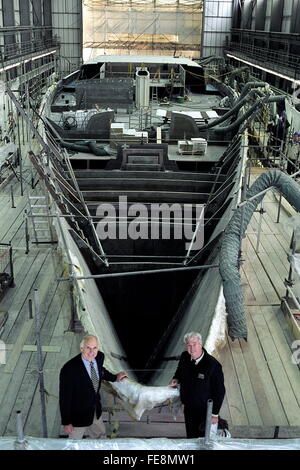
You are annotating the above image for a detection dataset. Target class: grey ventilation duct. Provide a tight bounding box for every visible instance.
[237,82,268,102]
[197,88,264,131]
[198,93,284,132]
[219,170,300,340]
[212,95,285,134]
[198,56,225,66]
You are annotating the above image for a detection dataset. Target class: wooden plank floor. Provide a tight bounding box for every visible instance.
[0,167,299,440]
[218,174,300,435]
[0,163,78,438]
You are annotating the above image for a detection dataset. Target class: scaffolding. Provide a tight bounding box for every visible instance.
[83,0,203,59]
[281,229,300,342]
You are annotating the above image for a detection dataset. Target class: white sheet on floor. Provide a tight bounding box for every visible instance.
[111,380,181,420]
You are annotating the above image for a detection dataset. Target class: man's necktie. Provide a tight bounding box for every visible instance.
[191,359,196,365]
[90,361,99,392]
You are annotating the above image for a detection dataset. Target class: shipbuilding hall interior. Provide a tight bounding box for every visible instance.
[0,0,300,451]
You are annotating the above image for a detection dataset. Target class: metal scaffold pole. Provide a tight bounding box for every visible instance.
[33,289,48,438]
[14,411,28,450]
[57,263,219,282]
[16,110,24,196]
[204,399,213,447]
[238,175,247,265]
[255,201,265,253]
[26,82,31,149]
[285,230,296,301]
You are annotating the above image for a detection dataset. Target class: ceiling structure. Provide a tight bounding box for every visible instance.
[82,0,203,59]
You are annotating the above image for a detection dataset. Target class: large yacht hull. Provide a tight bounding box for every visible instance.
[39,55,249,383]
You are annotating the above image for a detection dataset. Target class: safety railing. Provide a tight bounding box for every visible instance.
[227,41,300,80]
[0,36,58,64]
[281,229,300,341]
[0,242,14,300]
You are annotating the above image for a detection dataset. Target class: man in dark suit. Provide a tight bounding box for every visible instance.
[59,334,127,439]
[169,331,225,438]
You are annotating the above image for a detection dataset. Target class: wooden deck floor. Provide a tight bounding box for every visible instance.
[0,172,80,438]
[219,173,300,434]
[0,168,299,440]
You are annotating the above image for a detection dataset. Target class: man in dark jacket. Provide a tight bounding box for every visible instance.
[169,332,225,438]
[59,334,127,439]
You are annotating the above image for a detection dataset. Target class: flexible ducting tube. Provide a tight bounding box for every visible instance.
[198,56,225,66]
[197,88,265,131]
[212,95,285,134]
[198,93,284,132]
[219,170,300,340]
[59,140,110,156]
[237,82,268,102]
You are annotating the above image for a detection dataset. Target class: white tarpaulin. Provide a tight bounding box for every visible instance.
[1,436,299,450]
[83,0,202,59]
[110,380,181,420]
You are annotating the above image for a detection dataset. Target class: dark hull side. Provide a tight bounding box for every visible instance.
[66,137,244,382]
[40,56,245,382]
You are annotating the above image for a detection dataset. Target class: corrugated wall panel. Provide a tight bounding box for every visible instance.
[32,0,42,46]
[32,0,42,25]
[2,0,16,51]
[2,0,15,26]
[291,0,300,33]
[270,0,284,32]
[255,0,267,31]
[51,0,82,76]
[265,0,272,31]
[238,0,293,34]
[231,0,241,29]
[241,0,253,29]
[281,0,292,34]
[20,0,30,25]
[43,0,52,39]
[282,0,293,32]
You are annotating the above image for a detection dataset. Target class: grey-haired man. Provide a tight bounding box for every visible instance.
[60,334,127,439]
[169,332,225,438]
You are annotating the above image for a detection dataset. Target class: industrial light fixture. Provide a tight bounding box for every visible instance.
[0,50,56,73]
[0,62,21,72]
[226,53,300,86]
[31,50,57,61]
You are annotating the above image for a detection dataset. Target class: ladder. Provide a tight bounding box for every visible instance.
[46,174,88,245]
[28,194,55,245]
[152,86,159,105]
[28,151,94,253]
[138,108,151,130]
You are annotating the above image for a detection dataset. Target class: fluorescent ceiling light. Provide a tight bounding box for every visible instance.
[0,62,21,72]
[32,50,57,61]
[0,50,56,73]
[226,53,300,86]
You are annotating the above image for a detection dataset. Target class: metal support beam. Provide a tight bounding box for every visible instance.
[255,202,265,253]
[204,399,213,447]
[57,263,219,282]
[33,290,48,438]
[14,411,28,450]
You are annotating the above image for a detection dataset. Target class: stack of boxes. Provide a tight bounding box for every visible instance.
[110,123,148,148]
[177,138,207,156]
